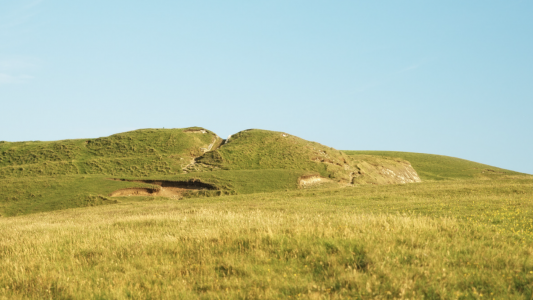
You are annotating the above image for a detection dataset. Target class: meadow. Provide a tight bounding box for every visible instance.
[1,177,532,299]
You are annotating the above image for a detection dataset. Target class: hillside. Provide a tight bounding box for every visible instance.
[198,129,421,185]
[0,127,221,178]
[0,128,527,217]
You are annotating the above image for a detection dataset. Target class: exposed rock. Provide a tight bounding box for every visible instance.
[349,156,421,185]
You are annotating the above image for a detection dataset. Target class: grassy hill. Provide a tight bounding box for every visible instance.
[198,129,422,185]
[0,128,421,216]
[1,128,529,217]
[1,128,533,298]
[0,127,223,216]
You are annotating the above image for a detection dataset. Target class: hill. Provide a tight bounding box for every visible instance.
[198,129,421,185]
[0,127,221,216]
[0,128,527,217]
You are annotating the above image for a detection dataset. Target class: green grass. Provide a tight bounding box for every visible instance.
[0,128,220,178]
[135,169,307,195]
[199,129,356,181]
[0,169,313,217]
[0,175,157,216]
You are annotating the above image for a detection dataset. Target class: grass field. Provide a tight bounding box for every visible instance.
[1,177,533,299]
[1,129,532,298]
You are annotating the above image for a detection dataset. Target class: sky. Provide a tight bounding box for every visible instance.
[1,1,532,174]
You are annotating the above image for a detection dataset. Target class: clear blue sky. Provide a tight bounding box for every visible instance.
[1,1,532,174]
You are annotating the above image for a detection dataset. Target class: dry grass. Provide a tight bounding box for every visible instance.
[1,179,533,299]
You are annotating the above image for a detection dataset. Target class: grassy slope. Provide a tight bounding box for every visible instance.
[344,150,527,180]
[197,129,425,186]
[0,129,319,216]
[0,127,219,178]
[0,128,225,216]
[0,175,159,216]
[1,178,532,299]
[2,129,417,216]
[0,169,311,217]
[137,169,305,195]
[199,129,355,181]
[1,130,529,217]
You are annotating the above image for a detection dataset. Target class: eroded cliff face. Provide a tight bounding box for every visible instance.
[349,157,421,185]
[298,155,421,188]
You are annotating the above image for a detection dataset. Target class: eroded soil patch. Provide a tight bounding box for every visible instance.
[109,188,158,197]
[109,179,217,198]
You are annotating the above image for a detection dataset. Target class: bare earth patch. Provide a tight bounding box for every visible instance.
[109,179,217,198]
[109,188,158,197]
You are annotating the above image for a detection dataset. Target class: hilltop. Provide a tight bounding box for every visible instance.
[0,127,527,216]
